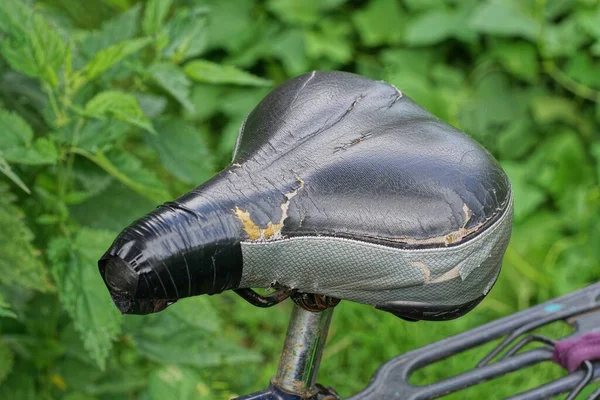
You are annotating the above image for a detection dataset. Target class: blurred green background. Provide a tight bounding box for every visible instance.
[0,0,599,398]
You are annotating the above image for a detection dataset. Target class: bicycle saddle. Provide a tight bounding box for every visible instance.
[99,71,513,321]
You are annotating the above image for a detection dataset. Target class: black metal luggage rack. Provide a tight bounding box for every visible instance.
[349,283,600,400]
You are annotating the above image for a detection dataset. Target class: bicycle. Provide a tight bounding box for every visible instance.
[98,71,600,399]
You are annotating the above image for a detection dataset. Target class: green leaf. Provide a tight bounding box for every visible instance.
[497,118,537,160]
[0,1,67,87]
[469,2,541,41]
[3,138,59,166]
[147,118,214,184]
[270,29,309,76]
[80,4,142,57]
[136,93,168,118]
[0,156,30,194]
[0,292,17,319]
[143,0,173,36]
[0,362,37,399]
[70,181,155,232]
[73,38,152,90]
[0,108,33,148]
[352,0,406,46]
[492,40,539,83]
[126,296,261,368]
[0,109,58,165]
[405,10,461,46]
[266,0,347,26]
[149,63,194,113]
[527,130,594,200]
[162,7,208,62]
[48,229,122,370]
[76,119,130,153]
[542,15,589,57]
[146,366,212,400]
[592,143,600,183]
[184,60,272,86]
[84,91,155,134]
[530,95,580,126]
[502,162,546,222]
[71,148,170,203]
[0,342,14,384]
[0,183,51,291]
[564,53,600,89]
[306,20,354,65]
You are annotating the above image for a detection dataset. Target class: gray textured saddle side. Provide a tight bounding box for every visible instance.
[239,193,513,308]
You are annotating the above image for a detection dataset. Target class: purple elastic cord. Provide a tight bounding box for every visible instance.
[552,332,600,373]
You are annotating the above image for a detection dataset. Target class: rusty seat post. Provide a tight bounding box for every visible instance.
[271,303,334,398]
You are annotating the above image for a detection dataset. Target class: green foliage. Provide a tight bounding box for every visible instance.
[48,229,122,370]
[184,60,272,86]
[0,1,67,87]
[0,0,599,398]
[84,90,155,133]
[0,183,51,291]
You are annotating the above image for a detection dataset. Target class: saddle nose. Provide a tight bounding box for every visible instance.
[102,255,138,297]
[100,253,174,314]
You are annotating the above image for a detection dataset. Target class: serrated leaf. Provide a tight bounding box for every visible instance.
[0,109,58,165]
[184,60,271,86]
[352,0,406,46]
[149,63,194,113]
[3,138,59,166]
[143,0,173,36]
[0,108,33,148]
[73,38,151,90]
[0,1,67,87]
[163,7,209,62]
[48,229,122,369]
[76,119,130,153]
[147,366,212,400]
[0,183,51,291]
[0,292,17,319]
[72,148,169,203]
[0,342,14,384]
[147,118,214,184]
[469,2,540,41]
[84,91,155,134]
[80,4,142,58]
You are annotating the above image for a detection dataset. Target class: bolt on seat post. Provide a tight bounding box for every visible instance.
[271,303,334,397]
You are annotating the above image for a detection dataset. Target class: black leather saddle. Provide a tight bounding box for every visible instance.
[99,71,513,321]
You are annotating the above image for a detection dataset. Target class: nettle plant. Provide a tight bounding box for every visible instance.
[0,0,269,397]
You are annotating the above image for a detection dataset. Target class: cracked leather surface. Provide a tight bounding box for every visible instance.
[98,71,513,319]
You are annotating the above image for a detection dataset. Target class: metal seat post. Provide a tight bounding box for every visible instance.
[272,304,334,397]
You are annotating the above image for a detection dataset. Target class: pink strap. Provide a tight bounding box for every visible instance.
[552,332,600,372]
